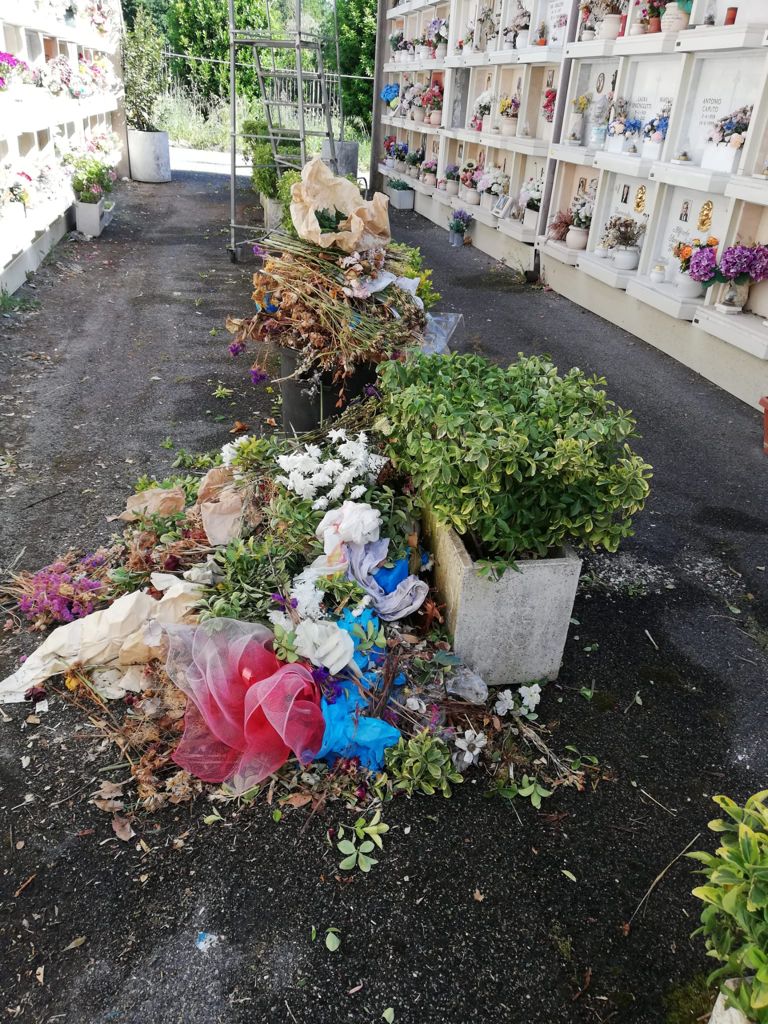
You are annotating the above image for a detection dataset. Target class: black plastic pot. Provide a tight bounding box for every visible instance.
[279,348,377,434]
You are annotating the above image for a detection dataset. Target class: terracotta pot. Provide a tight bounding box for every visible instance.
[536,37,547,45]
[648,16,661,32]
[725,6,738,25]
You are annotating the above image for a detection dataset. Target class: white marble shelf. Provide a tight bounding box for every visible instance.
[693,306,768,360]
[564,38,616,58]
[385,0,449,20]
[594,149,656,178]
[577,250,638,290]
[674,22,768,52]
[382,115,443,136]
[540,238,580,265]
[498,218,536,243]
[0,2,118,52]
[516,45,565,64]
[0,91,119,142]
[626,275,706,320]
[549,142,599,167]
[648,160,732,195]
[613,31,681,55]
[724,174,768,207]
[383,58,447,72]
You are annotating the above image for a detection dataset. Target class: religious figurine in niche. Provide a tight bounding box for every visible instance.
[578,176,588,195]
[698,200,713,232]
[620,184,630,205]
[546,69,555,88]
[679,200,690,223]
[634,185,646,214]
[595,73,605,94]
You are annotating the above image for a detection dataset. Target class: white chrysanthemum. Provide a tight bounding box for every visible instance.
[493,689,516,717]
[519,683,542,712]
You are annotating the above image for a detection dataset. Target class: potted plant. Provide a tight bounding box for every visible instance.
[505,1,531,47]
[382,136,396,168]
[702,105,752,174]
[605,98,629,152]
[477,167,508,210]
[393,141,409,173]
[594,0,624,38]
[603,215,645,269]
[445,164,460,196]
[541,88,557,140]
[568,93,591,145]
[520,176,542,230]
[423,82,443,125]
[671,236,718,297]
[387,177,415,210]
[123,9,171,183]
[376,353,651,684]
[448,208,473,247]
[566,190,593,250]
[411,92,426,123]
[641,105,671,160]
[469,90,493,132]
[70,154,116,237]
[688,242,768,314]
[688,791,768,1024]
[536,20,548,44]
[427,17,449,58]
[636,0,665,32]
[388,30,403,60]
[420,159,438,187]
[460,161,482,204]
[499,95,520,136]
[405,147,423,178]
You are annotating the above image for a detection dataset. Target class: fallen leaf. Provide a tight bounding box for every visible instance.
[383,1009,395,1023]
[229,420,249,433]
[473,888,485,902]
[325,930,341,952]
[112,816,135,842]
[95,781,124,799]
[562,869,577,883]
[280,793,312,808]
[35,966,44,985]
[62,936,86,952]
[93,798,124,813]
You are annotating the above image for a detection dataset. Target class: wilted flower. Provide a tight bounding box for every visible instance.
[453,729,487,768]
[494,689,516,716]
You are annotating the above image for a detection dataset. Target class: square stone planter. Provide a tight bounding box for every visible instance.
[425,511,582,685]
[387,186,415,210]
[75,198,115,238]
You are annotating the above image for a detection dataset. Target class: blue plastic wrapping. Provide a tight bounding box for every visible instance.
[315,688,400,769]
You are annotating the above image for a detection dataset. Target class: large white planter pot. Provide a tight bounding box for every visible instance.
[614,246,640,270]
[75,197,114,237]
[597,13,622,38]
[566,226,589,250]
[675,271,704,298]
[701,144,742,174]
[445,180,459,195]
[387,187,414,210]
[425,512,582,685]
[641,140,663,161]
[523,207,539,230]
[127,129,171,183]
[464,189,480,206]
[263,195,283,229]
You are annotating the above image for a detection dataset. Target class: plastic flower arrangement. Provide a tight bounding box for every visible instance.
[477,168,508,197]
[572,93,591,114]
[69,155,115,204]
[0,51,30,91]
[15,551,109,628]
[499,95,520,118]
[445,163,460,181]
[507,0,531,31]
[708,105,753,149]
[448,209,474,235]
[623,117,643,137]
[689,243,768,287]
[421,158,438,175]
[380,83,399,104]
[519,176,543,211]
[643,107,670,141]
[393,141,409,162]
[85,0,113,33]
[672,235,718,274]
[275,430,388,511]
[426,17,449,44]
[405,146,425,168]
[34,55,73,96]
[635,0,665,19]
[388,30,403,51]
[469,89,494,130]
[607,98,629,136]
[601,215,646,249]
[542,88,557,123]
[571,191,594,229]
[460,161,483,189]
[422,83,443,111]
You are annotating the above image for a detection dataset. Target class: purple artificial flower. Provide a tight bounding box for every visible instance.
[252,243,267,257]
[271,593,298,608]
[228,340,245,357]
[249,367,270,385]
[689,246,718,283]
[750,244,768,283]
[719,245,755,281]
[364,383,381,399]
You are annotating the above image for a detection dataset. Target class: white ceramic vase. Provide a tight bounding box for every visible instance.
[614,246,640,270]
[565,226,589,250]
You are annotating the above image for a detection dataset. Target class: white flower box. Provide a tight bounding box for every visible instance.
[641,140,663,160]
[75,198,114,238]
[701,144,742,174]
[523,207,539,230]
[425,510,582,685]
[605,134,627,153]
[387,186,414,210]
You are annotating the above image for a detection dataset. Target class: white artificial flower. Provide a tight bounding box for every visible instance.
[349,484,367,499]
[267,609,292,631]
[327,428,347,442]
[493,689,516,717]
[519,683,542,713]
[289,567,326,620]
[405,696,427,713]
[315,501,381,556]
[221,434,251,467]
[453,729,487,768]
[294,619,354,675]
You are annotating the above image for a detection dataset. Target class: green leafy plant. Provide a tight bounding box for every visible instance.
[337,832,379,872]
[351,810,389,848]
[272,623,299,663]
[387,242,441,310]
[377,353,652,560]
[276,169,301,234]
[351,618,386,653]
[134,472,200,504]
[69,155,115,204]
[491,772,553,808]
[688,791,768,1022]
[382,730,463,798]
[123,7,166,131]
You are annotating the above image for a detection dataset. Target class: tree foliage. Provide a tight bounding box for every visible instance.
[123,7,167,130]
[322,0,376,132]
[121,0,171,32]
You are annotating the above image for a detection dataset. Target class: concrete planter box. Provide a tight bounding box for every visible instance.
[425,510,582,685]
[387,187,414,210]
[127,129,171,183]
[75,198,115,238]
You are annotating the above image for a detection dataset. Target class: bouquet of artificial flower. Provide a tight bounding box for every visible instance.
[449,209,474,235]
[542,88,557,123]
[643,107,670,141]
[500,95,520,118]
[708,105,753,149]
[672,235,718,273]
[689,243,768,286]
[460,161,483,189]
[445,164,460,181]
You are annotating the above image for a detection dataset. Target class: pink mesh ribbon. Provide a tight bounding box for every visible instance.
[163,619,324,794]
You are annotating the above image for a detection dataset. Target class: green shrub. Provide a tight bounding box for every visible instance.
[276,169,301,234]
[381,730,463,798]
[689,791,768,1023]
[123,8,166,131]
[70,156,114,204]
[377,353,652,561]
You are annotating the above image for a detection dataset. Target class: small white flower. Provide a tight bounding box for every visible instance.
[267,609,292,631]
[453,729,487,768]
[405,696,426,713]
[519,683,542,713]
[493,689,516,717]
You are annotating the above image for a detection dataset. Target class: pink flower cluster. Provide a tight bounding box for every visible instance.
[18,553,107,624]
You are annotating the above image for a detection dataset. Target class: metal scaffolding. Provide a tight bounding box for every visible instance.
[227,0,341,260]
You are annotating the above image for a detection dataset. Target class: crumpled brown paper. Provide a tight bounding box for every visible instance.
[195,466,243,546]
[0,573,203,703]
[290,156,390,253]
[110,486,186,522]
